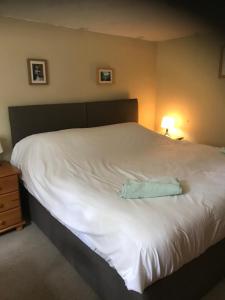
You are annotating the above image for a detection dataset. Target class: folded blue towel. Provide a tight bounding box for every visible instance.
[120,177,182,199]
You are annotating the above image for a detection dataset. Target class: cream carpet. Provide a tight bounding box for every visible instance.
[0,224,224,300]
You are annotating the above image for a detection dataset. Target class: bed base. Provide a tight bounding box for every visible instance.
[21,186,225,300]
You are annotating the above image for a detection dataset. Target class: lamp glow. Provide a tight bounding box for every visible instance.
[161,116,174,136]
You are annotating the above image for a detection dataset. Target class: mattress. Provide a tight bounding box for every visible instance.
[11,122,225,293]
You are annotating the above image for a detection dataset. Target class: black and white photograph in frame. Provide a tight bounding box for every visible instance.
[98,68,113,84]
[27,59,48,85]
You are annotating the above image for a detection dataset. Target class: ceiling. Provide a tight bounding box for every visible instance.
[0,0,210,41]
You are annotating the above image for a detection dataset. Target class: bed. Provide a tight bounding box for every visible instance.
[8,99,225,300]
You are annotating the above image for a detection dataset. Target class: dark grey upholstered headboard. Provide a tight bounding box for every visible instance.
[9,99,138,146]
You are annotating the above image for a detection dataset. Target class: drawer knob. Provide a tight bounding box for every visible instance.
[0,220,6,226]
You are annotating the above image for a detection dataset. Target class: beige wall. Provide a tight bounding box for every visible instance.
[1,16,224,159]
[0,17,156,158]
[155,33,225,146]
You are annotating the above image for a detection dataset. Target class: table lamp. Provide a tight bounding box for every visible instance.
[161,116,174,136]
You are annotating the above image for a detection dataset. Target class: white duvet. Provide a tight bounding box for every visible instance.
[11,123,225,293]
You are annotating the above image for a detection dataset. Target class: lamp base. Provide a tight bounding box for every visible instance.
[164,128,170,137]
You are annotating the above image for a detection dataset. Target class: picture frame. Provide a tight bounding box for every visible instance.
[219,45,225,78]
[27,59,48,85]
[97,68,113,84]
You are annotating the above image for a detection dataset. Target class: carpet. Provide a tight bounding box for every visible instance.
[0,224,224,300]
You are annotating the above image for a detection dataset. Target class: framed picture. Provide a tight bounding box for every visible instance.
[97,68,113,84]
[27,59,48,85]
[219,45,225,78]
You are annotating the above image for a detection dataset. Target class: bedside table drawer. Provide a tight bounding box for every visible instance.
[0,192,20,213]
[0,175,18,195]
[0,208,22,230]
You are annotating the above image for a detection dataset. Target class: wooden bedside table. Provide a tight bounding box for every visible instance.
[0,161,25,234]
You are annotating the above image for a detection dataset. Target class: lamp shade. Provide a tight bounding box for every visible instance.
[0,142,3,154]
[161,116,174,129]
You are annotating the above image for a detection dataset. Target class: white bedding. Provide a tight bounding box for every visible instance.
[11,123,225,293]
